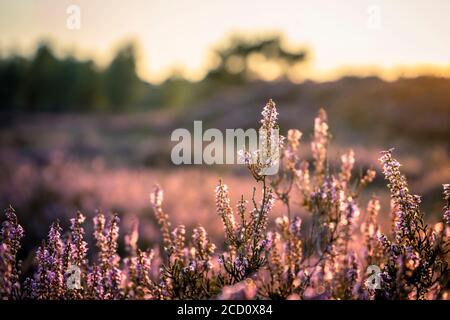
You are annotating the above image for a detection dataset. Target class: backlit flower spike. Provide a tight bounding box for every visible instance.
[260,99,279,131]
[443,184,450,225]
[0,206,24,299]
[311,108,330,176]
[150,184,172,250]
[215,179,236,242]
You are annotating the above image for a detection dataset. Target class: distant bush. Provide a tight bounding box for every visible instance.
[0,43,148,113]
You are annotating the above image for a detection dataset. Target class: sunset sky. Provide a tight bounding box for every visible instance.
[1,0,449,83]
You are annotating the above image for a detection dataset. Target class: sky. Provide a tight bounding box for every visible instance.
[0,0,449,83]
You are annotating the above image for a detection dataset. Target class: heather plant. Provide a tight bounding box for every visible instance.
[0,206,24,299]
[0,99,448,300]
[375,150,449,299]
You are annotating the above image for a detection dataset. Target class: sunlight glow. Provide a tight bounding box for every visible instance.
[0,0,449,83]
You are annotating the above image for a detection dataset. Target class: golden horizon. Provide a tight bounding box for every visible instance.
[1,0,449,84]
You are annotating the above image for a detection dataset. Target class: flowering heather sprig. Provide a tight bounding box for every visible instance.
[217,176,275,284]
[245,99,285,180]
[62,239,72,277]
[379,149,422,245]
[338,196,360,246]
[266,231,283,281]
[257,127,285,175]
[124,249,155,299]
[282,216,303,273]
[405,246,420,271]
[32,241,53,299]
[294,160,311,205]
[326,196,360,298]
[93,211,108,268]
[104,214,122,299]
[134,249,155,297]
[0,206,24,299]
[25,222,69,300]
[105,266,122,299]
[378,149,449,299]
[339,149,355,186]
[106,215,120,258]
[216,180,236,243]
[45,221,64,298]
[150,184,172,251]
[172,225,186,260]
[125,220,139,256]
[311,108,329,177]
[302,175,342,261]
[0,206,23,262]
[377,234,392,253]
[236,196,248,228]
[443,184,450,225]
[286,129,302,158]
[192,226,215,263]
[87,263,104,299]
[262,215,305,299]
[260,99,279,131]
[160,224,217,298]
[361,197,383,266]
[87,213,124,299]
[288,216,303,273]
[69,211,88,269]
[61,211,88,299]
[342,252,359,299]
[360,169,376,188]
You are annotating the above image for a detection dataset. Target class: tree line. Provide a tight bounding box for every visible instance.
[0,43,148,112]
[0,35,307,112]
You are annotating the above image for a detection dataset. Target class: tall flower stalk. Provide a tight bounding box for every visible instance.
[0,206,24,299]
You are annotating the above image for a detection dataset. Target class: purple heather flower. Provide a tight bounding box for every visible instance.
[69,211,88,268]
[289,216,302,238]
[0,206,24,299]
[443,184,450,225]
[260,99,279,131]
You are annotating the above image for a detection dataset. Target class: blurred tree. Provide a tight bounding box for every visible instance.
[0,42,148,112]
[205,35,307,84]
[159,71,199,108]
[104,44,140,111]
[0,36,307,112]
[53,58,103,111]
[0,56,28,111]
[24,43,59,111]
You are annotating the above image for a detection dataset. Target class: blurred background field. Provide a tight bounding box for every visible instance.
[0,0,449,264]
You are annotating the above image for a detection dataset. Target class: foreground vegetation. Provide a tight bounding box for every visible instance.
[1,100,449,299]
